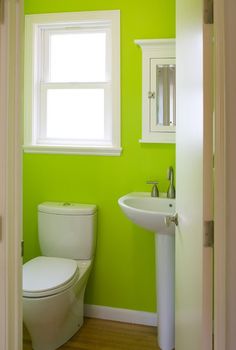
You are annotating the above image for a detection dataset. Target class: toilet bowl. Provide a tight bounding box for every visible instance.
[23,202,97,350]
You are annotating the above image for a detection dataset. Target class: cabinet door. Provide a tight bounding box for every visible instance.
[135,39,175,143]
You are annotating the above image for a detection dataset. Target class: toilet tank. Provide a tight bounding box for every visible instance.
[38,202,97,260]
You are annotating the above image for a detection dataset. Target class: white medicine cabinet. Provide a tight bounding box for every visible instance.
[135,39,176,143]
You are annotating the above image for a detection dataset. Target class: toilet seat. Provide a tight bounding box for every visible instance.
[23,256,80,298]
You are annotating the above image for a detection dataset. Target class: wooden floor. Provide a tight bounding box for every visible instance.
[23,317,160,350]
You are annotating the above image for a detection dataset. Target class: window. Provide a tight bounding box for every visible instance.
[24,11,121,155]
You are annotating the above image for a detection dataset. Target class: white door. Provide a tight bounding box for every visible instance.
[175,0,213,349]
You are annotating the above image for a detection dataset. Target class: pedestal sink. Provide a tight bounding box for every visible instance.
[118,192,176,350]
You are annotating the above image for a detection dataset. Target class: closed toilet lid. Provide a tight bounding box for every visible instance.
[23,256,79,297]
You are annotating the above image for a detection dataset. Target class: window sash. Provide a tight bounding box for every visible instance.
[42,27,111,84]
[37,82,112,145]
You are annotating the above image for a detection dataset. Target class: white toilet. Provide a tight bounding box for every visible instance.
[23,202,97,350]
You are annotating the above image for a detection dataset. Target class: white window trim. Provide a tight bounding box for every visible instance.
[24,10,121,156]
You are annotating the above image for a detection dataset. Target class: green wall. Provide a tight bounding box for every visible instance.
[24,0,175,313]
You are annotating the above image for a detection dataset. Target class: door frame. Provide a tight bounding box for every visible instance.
[0,0,228,349]
[214,0,226,349]
[203,21,214,350]
[0,0,23,349]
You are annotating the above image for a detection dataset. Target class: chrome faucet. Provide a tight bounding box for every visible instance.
[167,166,175,198]
[146,180,159,197]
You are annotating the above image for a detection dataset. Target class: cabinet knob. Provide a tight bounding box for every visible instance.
[148,91,155,99]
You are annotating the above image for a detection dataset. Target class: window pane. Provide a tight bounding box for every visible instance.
[46,89,105,140]
[49,32,107,82]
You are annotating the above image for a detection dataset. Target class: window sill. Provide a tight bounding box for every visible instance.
[139,132,175,144]
[23,145,122,156]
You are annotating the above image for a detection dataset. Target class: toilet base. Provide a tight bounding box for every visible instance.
[31,322,82,350]
[23,265,90,350]
[24,292,83,350]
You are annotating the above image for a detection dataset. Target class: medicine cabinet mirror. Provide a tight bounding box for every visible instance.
[135,39,176,143]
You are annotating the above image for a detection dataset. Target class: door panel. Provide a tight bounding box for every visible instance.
[175,0,213,349]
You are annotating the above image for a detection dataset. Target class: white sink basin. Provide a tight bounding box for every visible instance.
[118,192,175,234]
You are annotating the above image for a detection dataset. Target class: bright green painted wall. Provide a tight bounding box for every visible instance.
[24,0,175,313]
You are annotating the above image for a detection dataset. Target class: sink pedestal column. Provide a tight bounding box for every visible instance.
[155,233,175,350]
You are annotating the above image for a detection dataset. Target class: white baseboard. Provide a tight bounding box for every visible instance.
[84,304,158,327]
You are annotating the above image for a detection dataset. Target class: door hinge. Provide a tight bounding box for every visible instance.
[204,0,214,24]
[21,240,24,257]
[204,220,214,247]
[0,216,2,241]
[0,0,4,24]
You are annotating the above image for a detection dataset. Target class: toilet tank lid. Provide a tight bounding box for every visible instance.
[38,202,97,215]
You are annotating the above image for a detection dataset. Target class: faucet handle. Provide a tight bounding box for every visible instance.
[146,181,159,197]
[146,180,158,185]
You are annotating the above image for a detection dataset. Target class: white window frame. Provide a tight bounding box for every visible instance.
[24,11,121,156]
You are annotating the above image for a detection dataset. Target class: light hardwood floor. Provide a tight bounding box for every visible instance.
[23,317,160,350]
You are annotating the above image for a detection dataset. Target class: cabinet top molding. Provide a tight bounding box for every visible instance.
[134,38,175,49]
[134,39,175,51]
[135,39,175,59]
